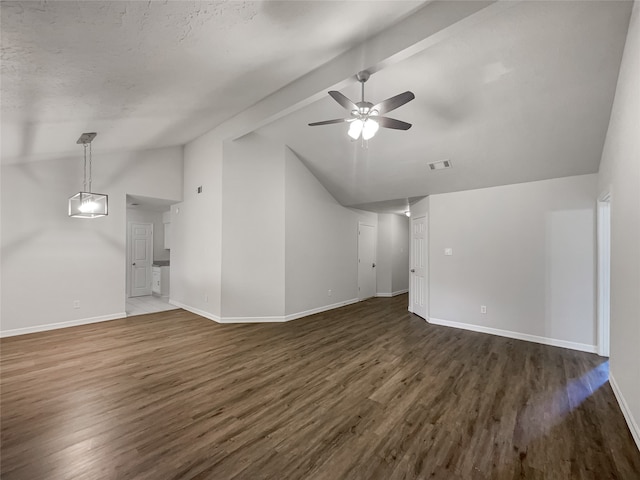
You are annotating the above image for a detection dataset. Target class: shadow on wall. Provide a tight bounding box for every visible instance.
[1,229,46,262]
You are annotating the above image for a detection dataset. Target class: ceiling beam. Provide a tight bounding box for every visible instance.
[220,0,521,141]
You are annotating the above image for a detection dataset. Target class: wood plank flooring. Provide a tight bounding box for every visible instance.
[1,294,639,479]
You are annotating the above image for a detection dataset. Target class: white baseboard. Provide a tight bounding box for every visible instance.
[376,289,409,298]
[609,372,640,452]
[284,298,360,322]
[168,300,222,322]
[427,317,597,354]
[218,316,286,324]
[169,298,360,324]
[0,313,126,338]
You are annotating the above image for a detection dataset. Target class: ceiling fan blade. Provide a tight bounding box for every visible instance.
[328,91,358,111]
[308,118,350,126]
[376,116,412,130]
[371,91,415,115]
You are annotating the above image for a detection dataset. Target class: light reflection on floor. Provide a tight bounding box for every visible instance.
[518,360,609,445]
[565,360,609,409]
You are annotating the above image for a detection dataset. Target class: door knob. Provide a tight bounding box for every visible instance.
[410,269,415,273]
[132,262,136,266]
[372,263,376,268]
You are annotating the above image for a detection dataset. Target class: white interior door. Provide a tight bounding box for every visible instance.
[129,222,153,297]
[410,215,428,319]
[358,223,376,300]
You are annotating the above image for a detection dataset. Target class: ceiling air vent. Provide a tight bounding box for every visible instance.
[428,160,452,171]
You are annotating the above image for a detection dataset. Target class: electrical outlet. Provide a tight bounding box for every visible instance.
[73,300,80,309]
[444,248,453,256]
[480,305,487,314]
[328,289,332,297]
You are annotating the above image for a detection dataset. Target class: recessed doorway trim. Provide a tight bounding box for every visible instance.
[597,191,611,357]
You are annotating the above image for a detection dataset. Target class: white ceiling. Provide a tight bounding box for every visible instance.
[1,1,633,213]
[257,0,632,209]
[0,0,423,162]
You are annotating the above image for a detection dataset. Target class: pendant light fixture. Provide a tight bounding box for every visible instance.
[68,132,108,218]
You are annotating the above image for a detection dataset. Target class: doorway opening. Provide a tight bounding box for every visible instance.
[597,193,611,357]
[125,194,178,317]
[358,223,377,300]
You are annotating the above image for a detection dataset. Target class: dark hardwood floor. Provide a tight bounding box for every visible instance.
[1,295,639,479]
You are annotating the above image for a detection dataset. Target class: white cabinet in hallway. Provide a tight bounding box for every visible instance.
[152,266,170,297]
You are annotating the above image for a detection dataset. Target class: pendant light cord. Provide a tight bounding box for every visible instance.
[88,142,92,193]
[83,143,88,192]
[82,142,93,193]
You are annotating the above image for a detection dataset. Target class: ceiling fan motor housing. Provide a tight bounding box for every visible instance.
[353,102,376,118]
[356,70,371,83]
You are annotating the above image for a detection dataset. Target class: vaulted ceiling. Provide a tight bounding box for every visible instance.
[1,0,423,162]
[1,1,633,213]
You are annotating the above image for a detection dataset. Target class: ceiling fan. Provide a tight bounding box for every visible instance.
[309,70,415,141]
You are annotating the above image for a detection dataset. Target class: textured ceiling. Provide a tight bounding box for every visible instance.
[0,0,423,162]
[1,1,633,214]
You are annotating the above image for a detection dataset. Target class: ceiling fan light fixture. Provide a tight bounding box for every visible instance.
[309,70,414,140]
[348,119,364,139]
[362,119,379,140]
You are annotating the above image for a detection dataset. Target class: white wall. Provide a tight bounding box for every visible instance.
[172,133,377,321]
[221,134,285,319]
[169,131,223,318]
[1,147,183,335]
[411,197,429,219]
[428,174,598,351]
[597,0,640,449]
[285,148,374,316]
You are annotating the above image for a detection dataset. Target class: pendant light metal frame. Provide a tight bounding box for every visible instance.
[68,132,108,218]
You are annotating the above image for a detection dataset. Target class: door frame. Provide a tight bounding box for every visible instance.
[357,222,377,301]
[409,215,428,318]
[597,191,611,357]
[126,221,154,298]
